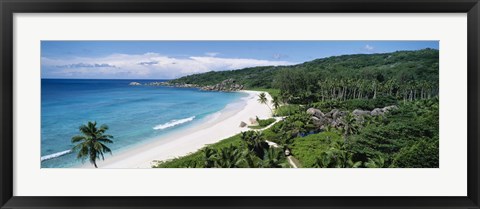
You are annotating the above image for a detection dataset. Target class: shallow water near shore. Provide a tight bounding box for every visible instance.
[41,79,245,168]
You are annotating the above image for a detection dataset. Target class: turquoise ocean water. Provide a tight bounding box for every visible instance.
[41,79,245,168]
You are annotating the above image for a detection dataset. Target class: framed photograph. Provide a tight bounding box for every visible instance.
[1,0,479,208]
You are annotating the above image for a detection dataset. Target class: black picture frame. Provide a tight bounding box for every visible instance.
[1,0,479,208]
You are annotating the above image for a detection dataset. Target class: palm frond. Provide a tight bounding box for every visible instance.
[99,124,109,131]
[101,143,112,154]
[71,135,86,143]
[97,137,113,143]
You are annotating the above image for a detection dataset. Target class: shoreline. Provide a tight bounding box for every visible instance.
[85,90,273,168]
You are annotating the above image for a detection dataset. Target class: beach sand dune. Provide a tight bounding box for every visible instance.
[92,90,273,168]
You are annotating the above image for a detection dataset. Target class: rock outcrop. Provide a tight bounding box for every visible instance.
[383,105,398,112]
[129,82,142,86]
[239,121,247,128]
[200,79,244,92]
[369,105,399,116]
[324,109,338,118]
[306,105,398,129]
[145,82,199,88]
[352,109,371,117]
[307,108,324,118]
[311,115,332,127]
[141,78,244,92]
[371,108,383,116]
[332,110,347,120]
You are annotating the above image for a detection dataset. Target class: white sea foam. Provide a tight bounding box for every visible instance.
[41,149,72,161]
[153,116,196,130]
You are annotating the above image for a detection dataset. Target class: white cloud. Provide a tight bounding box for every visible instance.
[272,53,289,59]
[204,52,219,57]
[364,44,374,51]
[41,53,294,79]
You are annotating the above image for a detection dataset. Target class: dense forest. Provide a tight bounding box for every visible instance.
[155,49,439,168]
[171,49,438,103]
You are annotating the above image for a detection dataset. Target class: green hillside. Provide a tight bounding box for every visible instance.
[170,48,438,104]
[172,49,438,85]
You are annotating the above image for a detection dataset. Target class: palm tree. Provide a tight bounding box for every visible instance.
[272,96,281,109]
[364,156,385,168]
[312,145,361,168]
[258,92,273,115]
[202,147,217,168]
[241,149,262,168]
[215,145,243,168]
[241,131,269,158]
[371,80,378,99]
[340,113,360,137]
[262,148,288,168]
[271,96,281,116]
[313,150,340,168]
[71,121,113,168]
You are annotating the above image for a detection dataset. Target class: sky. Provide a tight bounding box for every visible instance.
[41,41,439,79]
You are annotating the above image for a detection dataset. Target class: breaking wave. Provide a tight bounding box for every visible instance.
[41,149,72,162]
[153,116,196,130]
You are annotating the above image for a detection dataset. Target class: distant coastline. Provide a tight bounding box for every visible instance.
[128,78,245,92]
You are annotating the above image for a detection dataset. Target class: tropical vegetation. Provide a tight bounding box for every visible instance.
[154,49,439,168]
[153,131,289,168]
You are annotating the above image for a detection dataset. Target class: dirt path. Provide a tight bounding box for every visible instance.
[287,156,301,168]
[265,139,301,168]
[250,116,302,168]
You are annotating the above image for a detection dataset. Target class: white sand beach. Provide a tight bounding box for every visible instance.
[91,90,273,168]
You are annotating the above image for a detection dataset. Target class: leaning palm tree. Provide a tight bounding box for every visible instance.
[257,92,273,115]
[71,121,114,168]
[271,96,281,115]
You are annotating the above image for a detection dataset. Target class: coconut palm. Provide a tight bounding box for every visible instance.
[312,149,341,168]
[258,92,273,115]
[365,156,385,168]
[202,147,217,168]
[312,146,361,168]
[71,121,113,168]
[271,96,281,116]
[272,96,281,110]
[241,131,269,158]
[215,145,243,168]
[241,150,262,168]
[340,113,360,137]
[262,148,288,168]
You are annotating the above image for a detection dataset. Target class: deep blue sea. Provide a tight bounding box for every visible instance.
[41,79,245,168]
